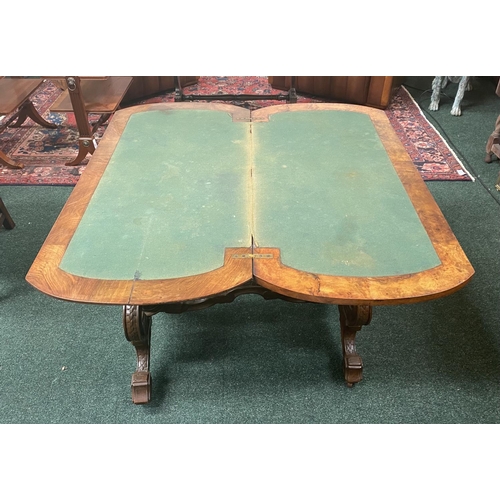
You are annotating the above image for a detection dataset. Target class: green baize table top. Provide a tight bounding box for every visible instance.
[59,108,440,281]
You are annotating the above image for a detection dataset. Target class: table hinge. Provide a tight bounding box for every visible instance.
[232,253,273,259]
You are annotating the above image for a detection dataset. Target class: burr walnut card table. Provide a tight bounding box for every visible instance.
[26,102,474,404]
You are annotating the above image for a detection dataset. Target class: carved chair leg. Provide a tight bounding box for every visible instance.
[338,305,372,387]
[123,305,152,404]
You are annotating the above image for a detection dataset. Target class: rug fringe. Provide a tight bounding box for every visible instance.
[401,85,475,182]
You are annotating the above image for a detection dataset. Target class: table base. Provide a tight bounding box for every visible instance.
[123,283,372,404]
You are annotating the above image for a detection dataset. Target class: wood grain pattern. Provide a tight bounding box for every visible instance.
[122,76,199,103]
[0,78,44,114]
[25,103,253,305]
[268,76,398,109]
[26,102,474,307]
[251,103,474,305]
[50,77,133,113]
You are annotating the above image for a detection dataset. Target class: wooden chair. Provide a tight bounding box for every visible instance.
[0,197,15,230]
[0,77,57,169]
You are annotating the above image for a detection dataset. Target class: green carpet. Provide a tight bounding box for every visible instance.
[1,77,499,424]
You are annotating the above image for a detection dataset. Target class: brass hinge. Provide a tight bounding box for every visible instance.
[232,253,273,259]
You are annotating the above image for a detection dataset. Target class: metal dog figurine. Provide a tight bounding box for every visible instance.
[429,76,471,116]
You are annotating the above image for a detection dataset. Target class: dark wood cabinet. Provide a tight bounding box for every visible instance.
[122,76,199,103]
[268,76,402,109]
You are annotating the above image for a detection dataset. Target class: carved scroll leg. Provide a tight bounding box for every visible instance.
[123,305,152,404]
[338,305,373,387]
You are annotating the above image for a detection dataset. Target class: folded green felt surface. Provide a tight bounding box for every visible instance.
[60,109,252,280]
[253,110,440,276]
[60,107,440,280]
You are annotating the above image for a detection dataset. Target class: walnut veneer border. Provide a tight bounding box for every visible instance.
[26,102,474,306]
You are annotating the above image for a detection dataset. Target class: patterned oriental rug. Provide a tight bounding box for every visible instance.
[0,77,473,186]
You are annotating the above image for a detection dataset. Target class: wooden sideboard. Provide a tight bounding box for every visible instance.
[268,76,402,109]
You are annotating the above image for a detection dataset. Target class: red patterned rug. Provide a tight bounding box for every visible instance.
[385,85,472,181]
[0,77,473,186]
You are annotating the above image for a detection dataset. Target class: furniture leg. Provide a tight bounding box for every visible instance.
[123,305,152,404]
[485,114,500,163]
[66,138,96,166]
[0,92,56,169]
[90,113,111,131]
[0,197,15,229]
[338,305,372,387]
[288,76,298,103]
[9,100,57,129]
[65,76,95,166]
[0,149,23,169]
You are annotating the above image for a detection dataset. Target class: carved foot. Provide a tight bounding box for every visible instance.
[65,138,96,166]
[131,371,152,404]
[338,305,372,387]
[123,305,152,404]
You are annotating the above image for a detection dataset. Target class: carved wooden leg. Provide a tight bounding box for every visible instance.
[338,305,372,387]
[123,305,152,404]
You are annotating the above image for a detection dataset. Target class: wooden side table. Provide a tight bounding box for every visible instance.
[0,77,57,169]
[50,76,133,166]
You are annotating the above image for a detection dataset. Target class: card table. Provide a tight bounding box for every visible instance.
[26,102,474,403]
